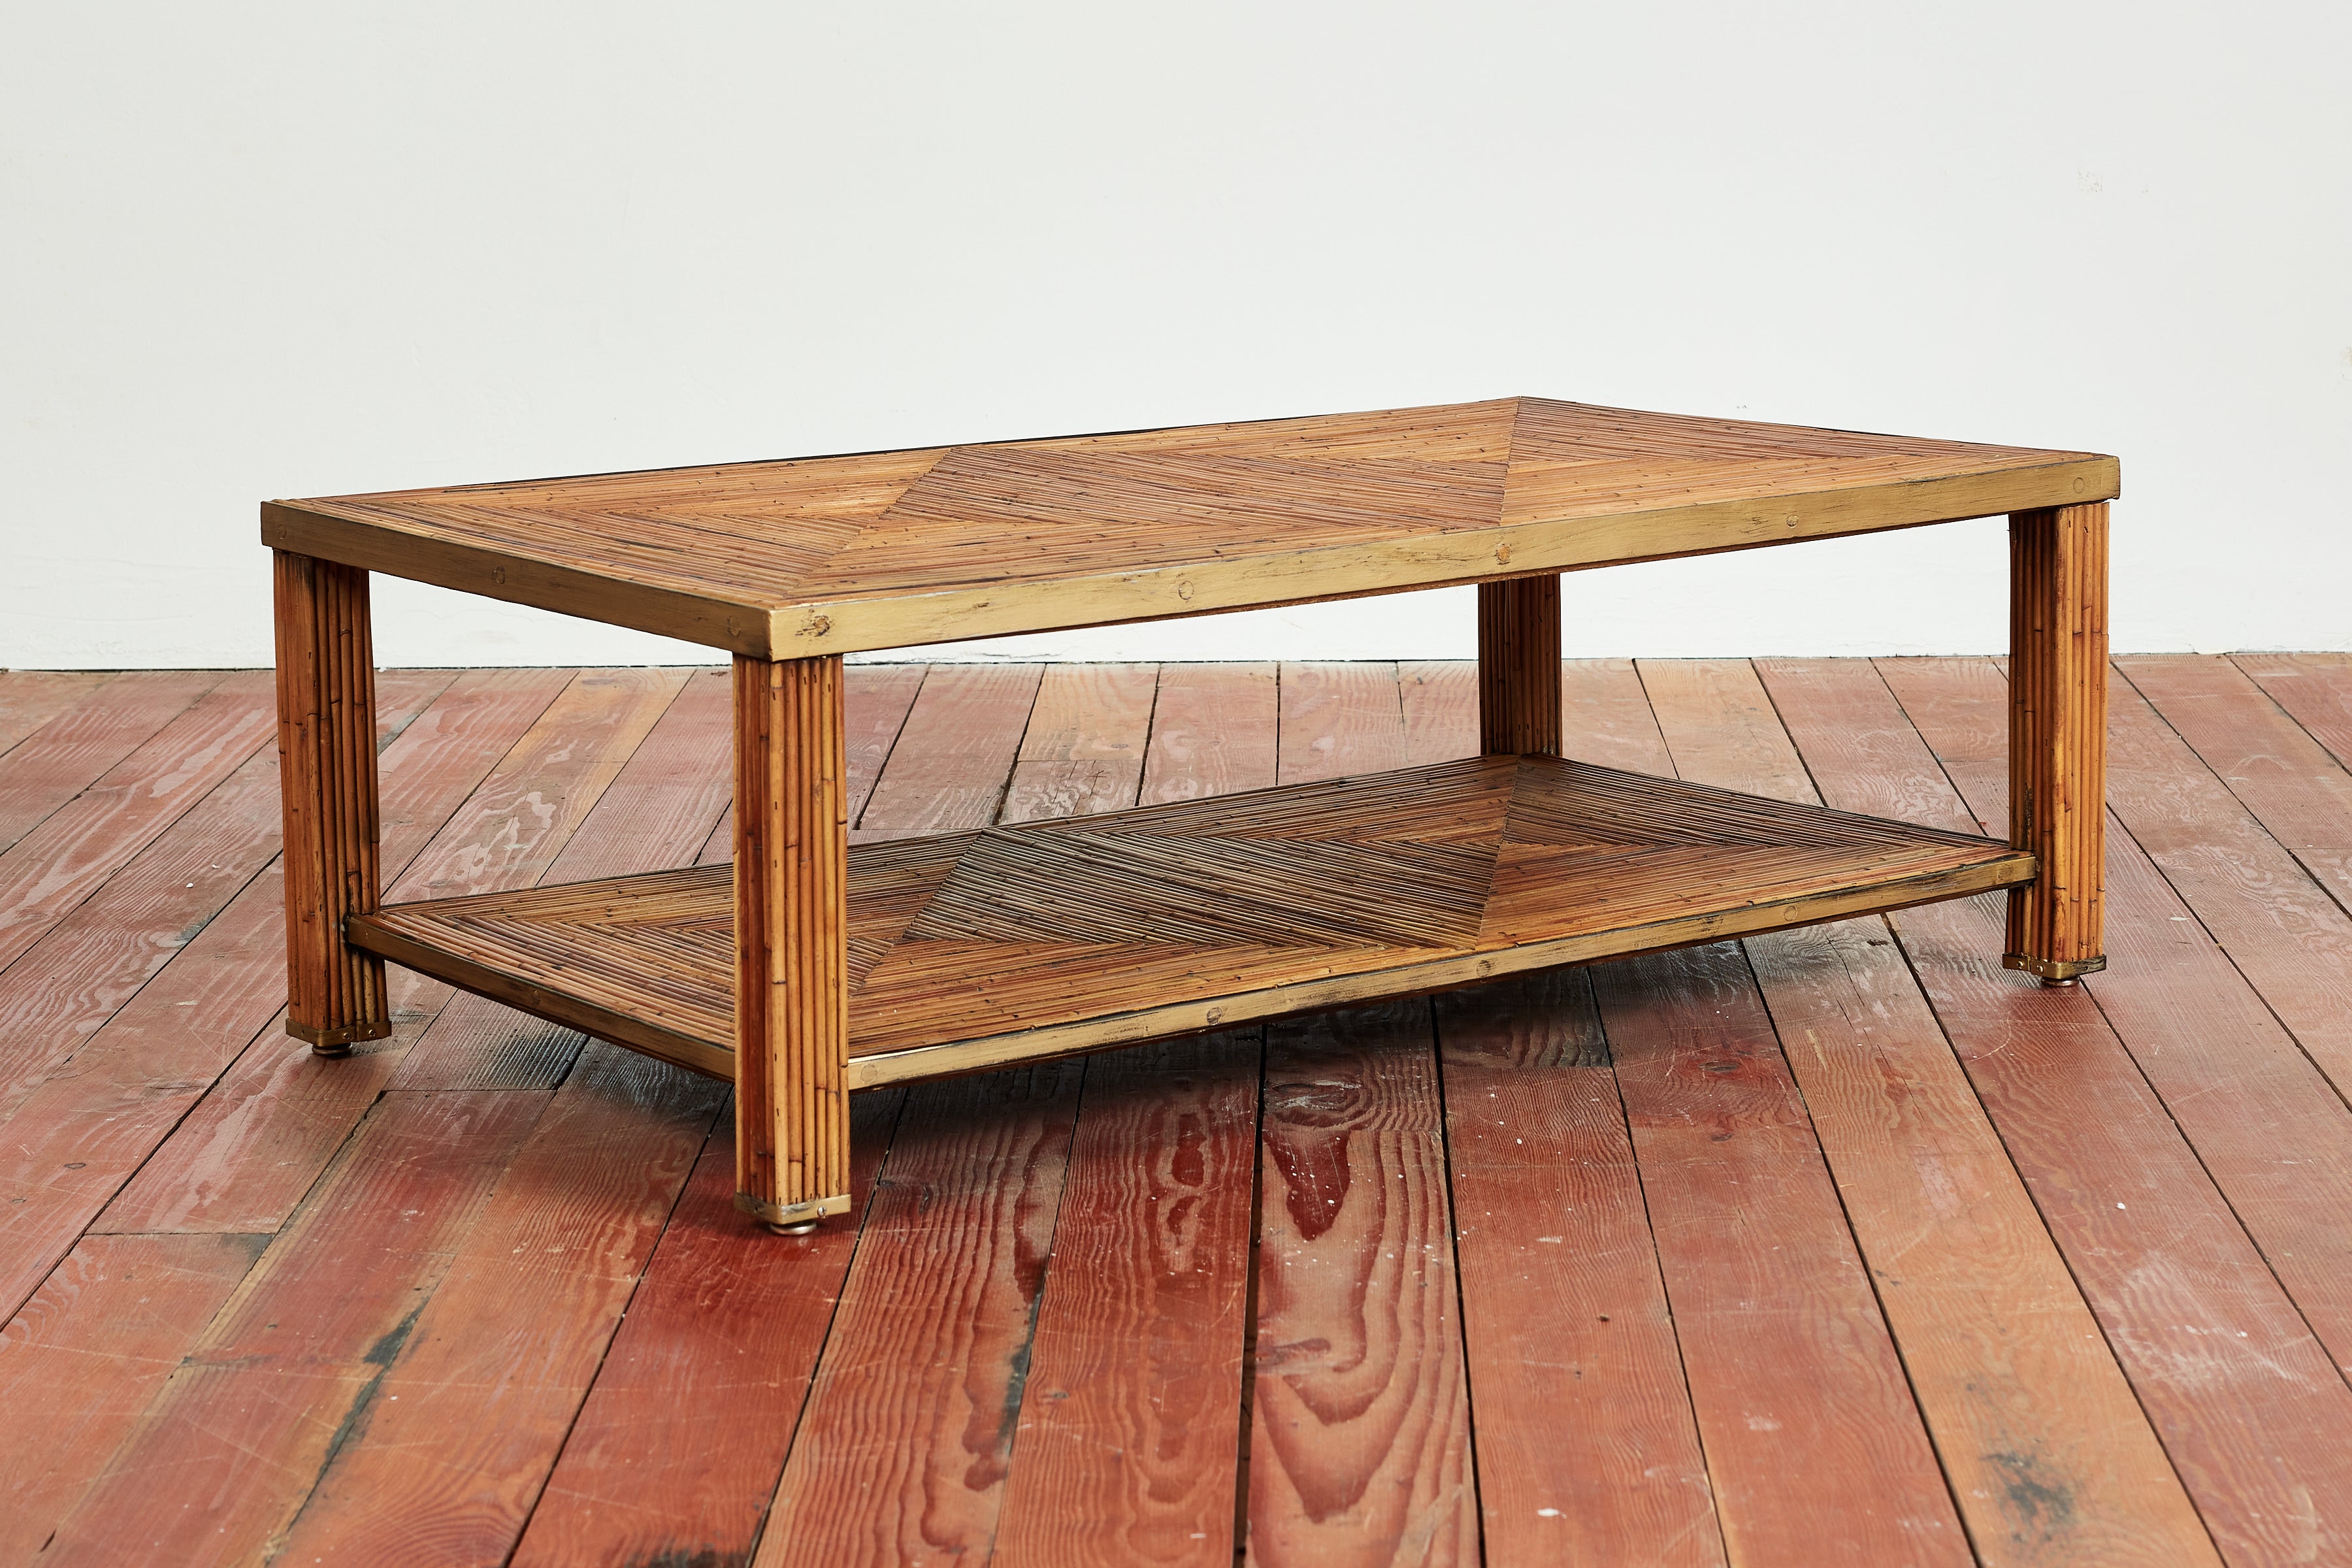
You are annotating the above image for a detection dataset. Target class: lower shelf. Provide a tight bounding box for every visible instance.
[347,754,2033,1088]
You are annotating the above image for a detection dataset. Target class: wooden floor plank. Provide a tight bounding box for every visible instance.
[2093,664,2352,1103]
[0,670,277,973]
[523,656,1033,1564]
[1556,659,1971,1567]
[754,1060,1086,1567]
[1000,674,1266,1559]
[0,670,115,763]
[0,1232,265,1563]
[269,1044,725,1566]
[37,1090,547,1567]
[1003,662,1159,823]
[1399,661,1478,765]
[0,670,449,1120]
[853,664,1043,840]
[1844,657,2352,1566]
[1874,898,2352,1568]
[392,666,730,1091]
[1243,657,1470,1566]
[0,866,288,1303]
[1437,971,1726,1568]
[1277,662,1407,786]
[76,670,575,1239]
[699,662,928,863]
[1416,658,1723,1566]
[1878,657,2352,1377]
[509,1088,904,1568]
[0,735,289,1108]
[221,668,798,1563]
[1139,662,1277,806]
[1002,736,1156,826]
[1397,657,1684,774]
[1891,658,2352,1335]
[1562,657,1677,772]
[2236,653,2352,773]
[24,654,2352,1567]
[1015,661,1160,763]
[1747,657,2234,1565]
[0,669,219,857]
[387,668,691,906]
[1410,655,1682,773]
[0,671,570,1320]
[1247,1000,1475,1567]
[2121,656,2352,917]
[495,668,732,892]
[261,655,694,1109]
[990,1030,1262,1567]
[842,664,931,795]
[1591,938,1970,1567]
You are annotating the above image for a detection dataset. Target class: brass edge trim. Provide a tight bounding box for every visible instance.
[785,460,2122,653]
[848,851,2037,1088]
[2003,953,2108,981]
[734,1192,853,1224]
[345,844,2037,1093]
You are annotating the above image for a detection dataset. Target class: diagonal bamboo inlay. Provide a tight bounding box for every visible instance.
[348,755,2033,1088]
[264,398,2117,657]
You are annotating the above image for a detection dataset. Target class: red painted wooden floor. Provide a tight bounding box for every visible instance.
[5,655,2352,1567]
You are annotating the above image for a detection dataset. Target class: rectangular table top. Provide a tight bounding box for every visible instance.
[261,397,2117,659]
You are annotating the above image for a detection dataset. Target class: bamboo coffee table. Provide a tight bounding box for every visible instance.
[264,399,2114,1232]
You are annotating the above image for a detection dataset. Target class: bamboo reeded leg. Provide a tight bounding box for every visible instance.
[2004,502,2108,983]
[1478,574,1562,756]
[274,550,390,1052]
[732,653,853,1233]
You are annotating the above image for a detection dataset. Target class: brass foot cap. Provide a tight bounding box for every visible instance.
[2002,953,2106,983]
[2039,977,2081,989]
[286,1017,392,1051]
[734,1190,852,1233]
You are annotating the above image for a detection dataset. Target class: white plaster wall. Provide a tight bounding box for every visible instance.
[3,3,2345,670]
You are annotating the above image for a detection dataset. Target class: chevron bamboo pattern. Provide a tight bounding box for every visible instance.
[263,399,2119,658]
[347,755,2033,1089]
